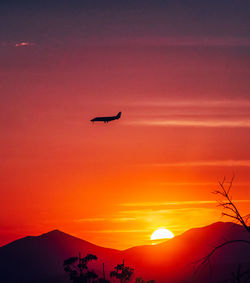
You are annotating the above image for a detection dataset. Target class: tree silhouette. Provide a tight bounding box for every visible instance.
[64,253,98,283]
[94,263,110,283]
[196,177,250,281]
[95,279,110,283]
[135,277,155,283]
[110,260,134,283]
[214,176,250,232]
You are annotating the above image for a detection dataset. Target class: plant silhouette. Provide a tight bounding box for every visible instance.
[135,277,155,283]
[110,260,134,283]
[95,263,110,283]
[196,176,250,281]
[64,253,98,283]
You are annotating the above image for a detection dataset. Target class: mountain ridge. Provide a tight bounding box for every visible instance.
[0,222,250,283]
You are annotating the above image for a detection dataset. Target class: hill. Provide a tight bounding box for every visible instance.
[0,222,250,282]
[123,222,250,282]
[0,229,121,283]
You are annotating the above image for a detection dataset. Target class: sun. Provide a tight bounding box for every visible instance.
[151,228,174,241]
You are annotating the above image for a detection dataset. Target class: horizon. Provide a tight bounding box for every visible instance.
[0,220,240,250]
[1,0,250,250]
[1,220,250,283]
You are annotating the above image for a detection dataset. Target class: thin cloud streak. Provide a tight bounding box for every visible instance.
[124,99,250,128]
[132,36,250,47]
[120,200,250,207]
[15,42,35,47]
[130,99,250,108]
[147,160,250,167]
[75,206,226,240]
[158,182,215,186]
[75,217,137,223]
[119,208,216,214]
[74,218,106,223]
[83,208,218,236]
[126,119,250,128]
[86,229,148,234]
[120,206,215,214]
[86,36,250,48]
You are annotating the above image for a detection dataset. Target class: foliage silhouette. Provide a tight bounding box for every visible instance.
[135,277,155,283]
[64,252,98,283]
[110,260,134,283]
[94,263,110,283]
[96,279,110,283]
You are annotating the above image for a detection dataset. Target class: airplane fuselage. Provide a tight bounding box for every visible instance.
[91,112,121,123]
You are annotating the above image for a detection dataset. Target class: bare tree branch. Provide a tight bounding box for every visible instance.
[196,240,250,268]
[215,177,250,233]
[195,177,250,282]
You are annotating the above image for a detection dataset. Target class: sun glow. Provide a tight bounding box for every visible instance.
[151,228,174,241]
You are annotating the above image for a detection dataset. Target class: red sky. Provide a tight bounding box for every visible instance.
[0,0,250,249]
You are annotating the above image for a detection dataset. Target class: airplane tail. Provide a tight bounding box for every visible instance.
[116,112,122,119]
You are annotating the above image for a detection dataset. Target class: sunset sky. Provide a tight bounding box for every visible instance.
[1,0,250,249]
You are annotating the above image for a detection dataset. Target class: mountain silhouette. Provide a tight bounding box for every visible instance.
[123,222,250,282]
[0,222,250,283]
[0,229,121,283]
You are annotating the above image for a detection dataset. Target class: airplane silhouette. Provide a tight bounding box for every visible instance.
[90,112,122,123]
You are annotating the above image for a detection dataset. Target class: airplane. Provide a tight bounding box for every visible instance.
[90,112,122,123]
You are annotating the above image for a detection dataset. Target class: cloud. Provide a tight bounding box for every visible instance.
[131,36,250,47]
[112,217,137,222]
[15,42,35,47]
[123,99,250,128]
[74,199,250,238]
[120,199,250,207]
[75,198,250,226]
[75,218,106,222]
[91,36,250,48]
[130,99,250,108]
[126,119,250,128]
[119,208,216,216]
[121,201,218,207]
[81,207,218,236]
[75,217,137,223]
[85,229,148,234]
[158,182,215,186]
[143,160,250,167]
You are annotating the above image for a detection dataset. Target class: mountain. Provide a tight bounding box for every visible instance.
[123,222,250,282]
[0,222,250,283]
[0,230,121,283]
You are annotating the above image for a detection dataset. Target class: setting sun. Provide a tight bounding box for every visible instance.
[151,228,175,241]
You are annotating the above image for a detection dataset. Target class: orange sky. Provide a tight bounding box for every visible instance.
[0,0,250,249]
